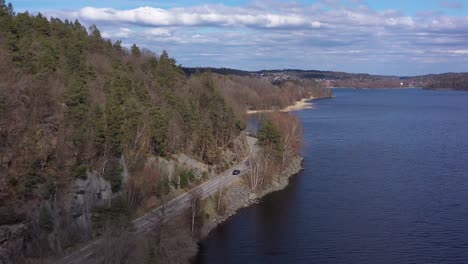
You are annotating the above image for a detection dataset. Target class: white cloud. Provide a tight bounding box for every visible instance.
[115,27,133,38]
[451,50,468,54]
[40,1,468,75]
[145,28,172,37]
[101,27,133,38]
[71,6,322,29]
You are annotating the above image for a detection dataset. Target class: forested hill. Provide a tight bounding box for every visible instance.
[0,0,330,234]
[0,2,245,221]
[411,73,468,91]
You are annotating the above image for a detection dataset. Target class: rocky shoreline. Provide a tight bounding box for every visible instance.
[197,155,304,250]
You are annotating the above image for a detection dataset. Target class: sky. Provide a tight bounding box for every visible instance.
[10,0,468,75]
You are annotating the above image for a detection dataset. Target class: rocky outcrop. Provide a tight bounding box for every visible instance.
[63,172,113,230]
[0,170,115,263]
[221,135,249,165]
[174,154,211,180]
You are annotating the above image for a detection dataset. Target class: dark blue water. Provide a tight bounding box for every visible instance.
[196,89,468,264]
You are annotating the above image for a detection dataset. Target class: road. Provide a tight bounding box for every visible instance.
[54,136,257,264]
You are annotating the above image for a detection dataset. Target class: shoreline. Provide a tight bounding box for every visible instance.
[194,156,304,259]
[246,95,315,114]
[331,86,418,89]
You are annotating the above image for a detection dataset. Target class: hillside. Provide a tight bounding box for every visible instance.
[0,4,255,261]
[0,3,244,206]
[185,67,468,90]
[409,73,468,91]
[0,3,333,262]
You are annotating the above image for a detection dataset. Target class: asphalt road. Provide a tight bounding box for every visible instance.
[54,136,257,264]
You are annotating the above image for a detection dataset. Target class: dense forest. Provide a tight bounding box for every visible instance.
[0,0,246,214]
[0,2,247,261]
[0,2,332,263]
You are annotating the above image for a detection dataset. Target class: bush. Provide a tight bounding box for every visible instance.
[71,164,87,180]
[235,120,246,131]
[42,179,57,199]
[179,169,194,189]
[201,171,209,180]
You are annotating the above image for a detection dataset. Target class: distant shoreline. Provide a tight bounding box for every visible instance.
[246,95,315,114]
[329,86,468,91]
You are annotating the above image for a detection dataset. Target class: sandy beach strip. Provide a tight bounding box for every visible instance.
[246,95,315,114]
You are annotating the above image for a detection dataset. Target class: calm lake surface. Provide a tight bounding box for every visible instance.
[196,88,468,264]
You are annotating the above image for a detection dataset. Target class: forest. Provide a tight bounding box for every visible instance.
[0,2,331,263]
[413,73,468,91]
[0,0,244,216]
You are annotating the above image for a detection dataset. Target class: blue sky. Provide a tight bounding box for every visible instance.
[11,0,468,14]
[9,0,468,75]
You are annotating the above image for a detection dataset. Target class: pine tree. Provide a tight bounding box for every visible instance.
[150,107,169,156]
[257,120,283,154]
[131,43,141,57]
[64,76,89,152]
[64,76,88,124]
[88,24,103,52]
[92,105,106,151]
[156,50,179,88]
[105,65,133,153]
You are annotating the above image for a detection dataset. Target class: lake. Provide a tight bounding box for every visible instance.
[196,88,468,264]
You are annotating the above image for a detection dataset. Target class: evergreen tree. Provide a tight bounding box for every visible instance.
[257,120,283,154]
[64,76,88,124]
[150,107,169,156]
[113,40,123,54]
[88,24,103,52]
[105,64,133,153]
[92,105,106,152]
[64,76,89,152]
[131,43,141,57]
[156,50,180,88]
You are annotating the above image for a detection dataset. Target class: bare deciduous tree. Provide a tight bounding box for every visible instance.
[124,116,150,171]
[246,150,274,191]
[189,189,202,235]
[270,112,303,174]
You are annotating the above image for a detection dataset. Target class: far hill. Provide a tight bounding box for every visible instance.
[184,67,468,91]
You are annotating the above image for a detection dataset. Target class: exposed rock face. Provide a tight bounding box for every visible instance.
[0,223,26,264]
[64,172,113,230]
[174,153,211,179]
[222,135,249,165]
[0,170,117,263]
[150,156,176,181]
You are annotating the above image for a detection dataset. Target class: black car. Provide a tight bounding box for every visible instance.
[232,169,241,175]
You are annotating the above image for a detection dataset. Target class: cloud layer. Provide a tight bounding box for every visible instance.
[44,0,468,75]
